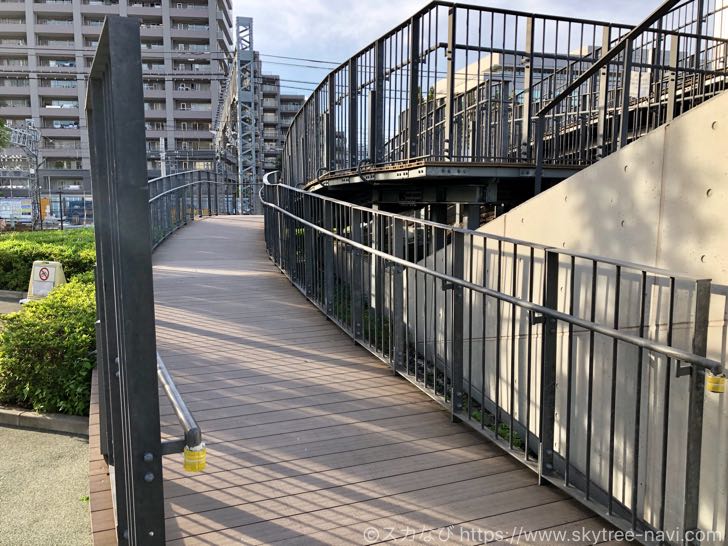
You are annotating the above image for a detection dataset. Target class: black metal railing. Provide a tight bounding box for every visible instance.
[281,0,727,190]
[148,170,239,248]
[87,16,223,544]
[261,173,725,543]
[534,0,728,191]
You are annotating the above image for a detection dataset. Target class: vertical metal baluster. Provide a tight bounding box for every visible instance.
[509,244,518,449]
[481,237,488,431]
[631,270,648,529]
[607,265,622,514]
[525,246,535,460]
[468,234,475,420]
[586,260,598,500]
[658,276,676,530]
[495,240,502,437]
[565,255,576,486]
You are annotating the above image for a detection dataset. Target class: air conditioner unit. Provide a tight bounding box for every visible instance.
[179,103,188,110]
[178,84,189,91]
[180,122,187,130]
[177,2,183,7]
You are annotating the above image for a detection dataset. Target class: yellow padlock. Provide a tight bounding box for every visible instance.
[183,443,207,473]
[706,374,726,394]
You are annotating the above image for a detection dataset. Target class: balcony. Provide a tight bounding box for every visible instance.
[143,88,166,99]
[0,105,30,117]
[79,1,119,15]
[171,26,209,40]
[0,20,25,33]
[41,107,80,118]
[169,6,208,19]
[0,4,24,14]
[173,88,209,100]
[32,2,74,13]
[139,25,164,38]
[130,6,170,18]
[173,109,211,120]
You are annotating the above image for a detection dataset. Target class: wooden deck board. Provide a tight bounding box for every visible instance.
[153,216,623,545]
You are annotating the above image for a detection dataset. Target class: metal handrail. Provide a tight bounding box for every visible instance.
[536,0,683,118]
[260,175,721,374]
[157,354,202,455]
[264,172,712,284]
[261,171,724,541]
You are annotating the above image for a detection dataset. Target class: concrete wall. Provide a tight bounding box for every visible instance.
[478,91,728,536]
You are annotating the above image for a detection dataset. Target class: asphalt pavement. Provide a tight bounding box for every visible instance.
[0,427,91,545]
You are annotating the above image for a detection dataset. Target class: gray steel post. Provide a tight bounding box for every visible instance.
[327,77,336,171]
[348,58,358,170]
[539,250,559,482]
[351,208,364,339]
[373,39,385,164]
[407,14,421,160]
[520,17,535,161]
[683,278,711,541]
[618,40,634,149]
[444,7,457,160]
[323,200,335,315]
[451,231,465,416]
[595,27,612,158]
[462,204,480,230]
[392,218,406,373]
[86,16,165,544]
[534,116,545,194]
[303,195,315,297]
[666,34,680,122]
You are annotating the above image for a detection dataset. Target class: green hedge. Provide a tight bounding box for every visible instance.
[0,228,95,291]
[0,280,96,415]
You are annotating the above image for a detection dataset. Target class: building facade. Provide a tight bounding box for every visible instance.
[259,74,303,173]
[0,0,233,196]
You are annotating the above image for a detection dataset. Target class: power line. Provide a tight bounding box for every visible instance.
[257,60,336,71]
[259,53,341,66]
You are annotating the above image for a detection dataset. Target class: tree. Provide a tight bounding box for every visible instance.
[0,119,10,149]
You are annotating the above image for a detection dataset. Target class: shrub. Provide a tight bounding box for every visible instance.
[0,228,95,291]
[0,280,96,415]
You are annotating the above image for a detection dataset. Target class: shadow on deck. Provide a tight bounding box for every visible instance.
[152,216,622,545]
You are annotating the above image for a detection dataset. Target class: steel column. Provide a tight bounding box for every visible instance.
[392,218,406,373]
[666,34,680,122]
[539,250,559,482]
[351,208,364,338]
[348,58,358,170]
[407,14,421,160]
[444,7,457,160]
[451,231,465,416]
[595,28,612,157]
[683,278,711,541]
[520,17,535,160]
[86,16,165,544]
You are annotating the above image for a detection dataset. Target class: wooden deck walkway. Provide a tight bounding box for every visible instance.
[152,216,621,546]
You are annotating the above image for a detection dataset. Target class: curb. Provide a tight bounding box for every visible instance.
[0,406,89,437]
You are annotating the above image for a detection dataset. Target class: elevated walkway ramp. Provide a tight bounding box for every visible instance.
[151,216,619,545]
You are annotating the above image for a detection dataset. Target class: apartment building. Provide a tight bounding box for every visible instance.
[259,74,303,173]
[0,0,233,195]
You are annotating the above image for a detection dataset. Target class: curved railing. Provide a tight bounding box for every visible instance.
[261,172,726,541]
[534,0,728,190]
[281,0,728,190]
[148,170,240,249]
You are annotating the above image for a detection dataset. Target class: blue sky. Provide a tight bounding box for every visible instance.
[234,0,656,96]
